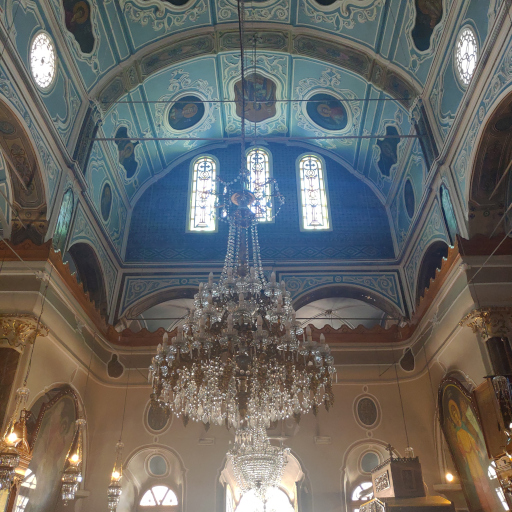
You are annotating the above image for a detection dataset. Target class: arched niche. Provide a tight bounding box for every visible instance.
[17,384,84,512]
[118,445,186,512]
[292,284,402,322]
[0,99,48,244]
[468,91,512,237]
[415,240,449,306]
[64,242,108,317]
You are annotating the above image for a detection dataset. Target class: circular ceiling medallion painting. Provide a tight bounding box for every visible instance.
[168,95,205,131]
[147,401,171,432]
[306,93,348,131]
[100,183,112,222]
[404,179,415,219]
[361,451,380,473]
[357,397,378,427]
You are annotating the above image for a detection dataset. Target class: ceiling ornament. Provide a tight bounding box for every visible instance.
[228,423,290,501]
[149,0,335,431]
[0,314,49,352]
[302,0,384,30]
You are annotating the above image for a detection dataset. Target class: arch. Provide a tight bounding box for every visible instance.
[292,284,402,320]
[415,240,449,306]
[468,90,512,237]
[0,97,48,244]
[65,242,108,317]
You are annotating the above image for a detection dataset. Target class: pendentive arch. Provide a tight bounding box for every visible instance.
[467,89,512,238]
[65,242,109,318]
[415,240,449,307]
[0,96,49,244]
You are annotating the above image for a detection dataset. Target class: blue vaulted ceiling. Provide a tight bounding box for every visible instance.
[6,0,493,264]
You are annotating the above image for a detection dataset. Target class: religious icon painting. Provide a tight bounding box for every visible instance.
[439,377,504,512]
[412,0,443,52]
[168,95,205,131]
[114,126,139,179]
[21,385,78,512]
[62,0,95,54]
[234,73,277,123]
[101,182,112,222]
[306,93,348,131]
[376,126,400,177]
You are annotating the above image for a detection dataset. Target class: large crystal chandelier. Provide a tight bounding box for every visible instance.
[149,196,335,429]
[229,424,290,501]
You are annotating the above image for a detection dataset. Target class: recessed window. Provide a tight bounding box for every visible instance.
[361,452,380,473]
[455,26,478,86]
[30,32,57,89]
[189,156,217,232]
[148,455,168,477]
[140,486,178,507]
[247,147,272,222]
[298,154,330,230]
[236,488,294,512]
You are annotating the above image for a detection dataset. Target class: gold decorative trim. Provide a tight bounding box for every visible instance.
[0,314,49,351]
[459,308,512,340]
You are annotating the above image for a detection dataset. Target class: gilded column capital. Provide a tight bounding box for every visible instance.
[0,314,49,351]
[459,307,512,340]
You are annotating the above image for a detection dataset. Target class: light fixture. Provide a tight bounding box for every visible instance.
[61,418,85,505]
[0,387,32,491]
[228,423,289,501]
[148,0,335,432]
[446,472,454,483]
[107,442,124,511]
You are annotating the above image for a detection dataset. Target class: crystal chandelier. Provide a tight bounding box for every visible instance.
[149,181,335,429]
[107,442,124,511]
[61,418,85,506]
[228,424,289,501]
[0,387,32,491]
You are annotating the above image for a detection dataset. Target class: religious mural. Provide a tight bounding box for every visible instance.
[0,348,19,429]
[19,386,78,512]
[306,93,348,131]
[52,189,74,254]
[63,0,95,54]
[412,0,443,52]
[101,182,112,222]
[376,126,400,177]
[234,73,277,123]
[440,185,457,245]
[114,126,139,179]
[147,401,171,432]
[168,95,205,131]
[439,378,503,512]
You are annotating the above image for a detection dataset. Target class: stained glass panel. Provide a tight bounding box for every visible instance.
[189,156,216,232]
[52,189,74,254]
[299,155,329,230]
[455,27,478,86]
[247,148,272,222]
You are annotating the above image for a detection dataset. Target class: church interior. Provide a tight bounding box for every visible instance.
[1,0,512,511]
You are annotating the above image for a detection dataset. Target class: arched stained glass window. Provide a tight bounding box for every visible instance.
[140,486,178,507]
[189,156,217,232]
[53,189,74,254]
[247,148,272,222]
[298,154,330,230]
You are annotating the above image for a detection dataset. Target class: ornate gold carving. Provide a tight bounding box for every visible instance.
[375,470,390,492]
[0,315,49,350]
[459,308,512,340]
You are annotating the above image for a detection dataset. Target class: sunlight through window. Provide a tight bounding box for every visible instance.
[189,156,217,232]
[298,154,329,230]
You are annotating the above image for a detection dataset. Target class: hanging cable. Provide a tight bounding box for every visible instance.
[392,346,410,449]
[118,350,132,443]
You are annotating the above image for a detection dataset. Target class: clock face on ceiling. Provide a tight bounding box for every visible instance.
[30,32,57,90]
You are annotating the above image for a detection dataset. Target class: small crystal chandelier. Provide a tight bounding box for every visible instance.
[107,442,124,511]
[0,387,32,491]
[228,424,289,501]
[61,418,85,506]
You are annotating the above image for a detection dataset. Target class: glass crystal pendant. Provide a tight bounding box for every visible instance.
[228,423,289,501]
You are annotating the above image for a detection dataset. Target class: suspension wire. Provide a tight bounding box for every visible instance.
[237,0,247,180]
[392,345,410,449]
[23,264,54,387]
[118,350,132,443]
[82,338,95,417]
